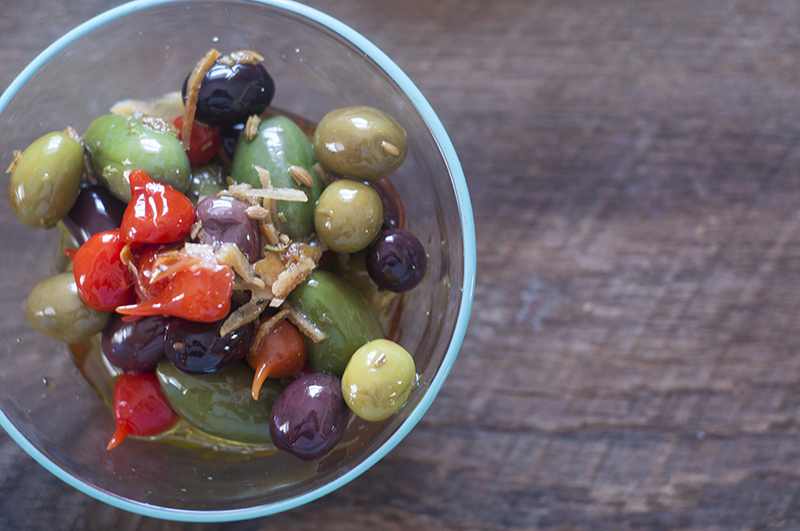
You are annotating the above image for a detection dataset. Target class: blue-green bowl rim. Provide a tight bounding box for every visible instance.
[0,0,476,522]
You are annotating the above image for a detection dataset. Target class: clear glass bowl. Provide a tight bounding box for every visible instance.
[0,0,475,522]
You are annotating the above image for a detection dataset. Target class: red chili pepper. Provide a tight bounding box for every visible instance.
[121,170,196,246]
[174,116,221,166]
[116,263,234,322]
[247,320,307,400]
[107,373,178,450]
[73,230,135,311]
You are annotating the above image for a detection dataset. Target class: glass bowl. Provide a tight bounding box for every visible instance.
[0,0,475,522]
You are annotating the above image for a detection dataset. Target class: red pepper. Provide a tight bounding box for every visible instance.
[73,230,135,311]
[121,170,196,246]
[116,262,234,322]
[107,373,178,450]
[174,116,221,166]
[133,244,172,301]
[247,320,307,400]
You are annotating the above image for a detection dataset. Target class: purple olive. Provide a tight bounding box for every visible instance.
[195,195,260,263]
[269,373,349,461]
[182,62,275,127]
[101,314,171,373]
[366,229,428,292]
[164,317,255,375]
[63,185,127,245]
[370,178,404,230]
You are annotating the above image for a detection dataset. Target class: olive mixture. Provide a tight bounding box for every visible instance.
[6,49,429,461]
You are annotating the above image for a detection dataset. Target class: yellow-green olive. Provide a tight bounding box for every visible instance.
[313,106,407,181]
[8,132,84,228]
[341,339,416,421]
[314,179,383,253]
[26,273,112,343]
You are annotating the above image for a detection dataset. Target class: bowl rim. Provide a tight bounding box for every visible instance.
[0,0,476,522]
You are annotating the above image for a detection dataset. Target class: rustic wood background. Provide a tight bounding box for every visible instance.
[3,0,800,529]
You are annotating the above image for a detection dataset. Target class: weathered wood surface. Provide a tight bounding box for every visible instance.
[3,0,800,529]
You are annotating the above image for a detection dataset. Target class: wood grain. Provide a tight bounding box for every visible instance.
[3,0,800,529]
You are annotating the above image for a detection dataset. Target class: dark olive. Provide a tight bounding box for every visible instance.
[366,229,428,292]
[195,194,260,263]
[164,317,255,375]
[63,185,127,246]
[269,373,349,461]
[182,62,275,127]
[101,314,171,373]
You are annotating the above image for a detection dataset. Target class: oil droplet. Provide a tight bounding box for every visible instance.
[212,36,219,42]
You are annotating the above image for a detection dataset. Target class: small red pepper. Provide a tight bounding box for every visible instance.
[116,262,234,322]
[247,320,307,400]
[174,116,221,166]
[73,230,135,311]
[121,170,196,246]
[132,244,172,301]
[107,373,178,450]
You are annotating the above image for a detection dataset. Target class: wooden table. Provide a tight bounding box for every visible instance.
[3,0,800,529]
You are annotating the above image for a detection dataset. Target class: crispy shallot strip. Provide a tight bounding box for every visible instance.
[219,287,272,337]
[182,49,221,150]
[245,188,307,202]
[110,91,184,121]
[248,308,291,357]
[119,244,138,278]
[190,220,203,240]
[260,223,281,247]
[217,50,264,66]
[150,252,203,283]
[257,166,272,189]
[5,150,22,174]
[218,182,254,202]
[286,305,327,343]
[214,243,265,289]
[245,114,261,141]
[63,126,82,144]
[272,255,316,298]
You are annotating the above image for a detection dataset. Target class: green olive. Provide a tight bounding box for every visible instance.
[287,270,383,377]
[187,163,226,205]
[156,361,283,444]
[8,132,84,228]
[84,114,191,202]
[315,179,383,253]
[25,272,112,344]
[341,339,416,421]
[230,115,322,239]
[313,106,407,181]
